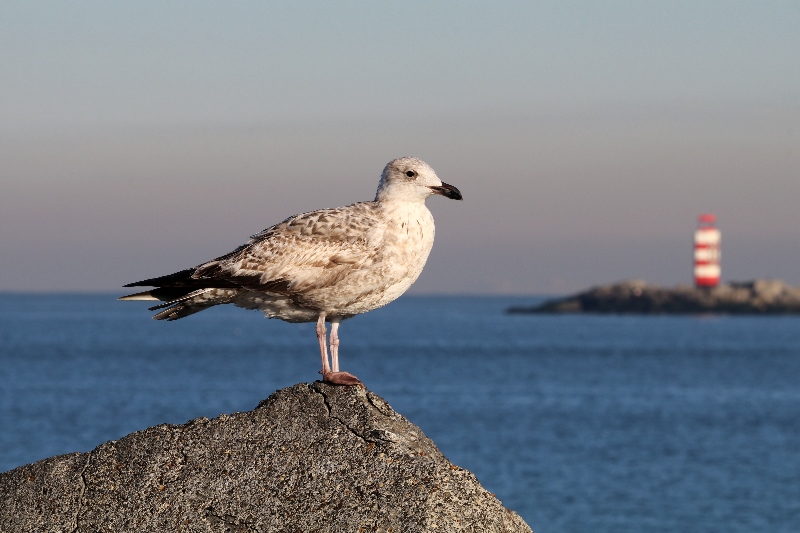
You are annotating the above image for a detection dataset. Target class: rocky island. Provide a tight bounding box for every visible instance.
[509,279,800,315]
[0,382,531,533]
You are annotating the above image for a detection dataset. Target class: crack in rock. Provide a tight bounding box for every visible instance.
[69,452,92,533]
[204,505,257,533]
[312,385,388,446]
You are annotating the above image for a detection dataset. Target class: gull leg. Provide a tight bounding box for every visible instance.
[322,317,361,386]
[330,318,341,372]
[316,313,331,376]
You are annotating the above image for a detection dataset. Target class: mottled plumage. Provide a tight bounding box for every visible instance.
[121,157,462,385]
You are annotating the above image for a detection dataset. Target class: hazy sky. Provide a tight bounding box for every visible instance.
[2,1,799,294]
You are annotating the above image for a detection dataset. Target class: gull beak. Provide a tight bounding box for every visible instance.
[429,182,463,201]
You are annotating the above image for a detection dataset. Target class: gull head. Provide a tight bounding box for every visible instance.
[375,157,463,203]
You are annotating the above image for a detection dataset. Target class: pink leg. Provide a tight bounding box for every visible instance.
[316,313,331,375]
[330,319,341,372]
[321,317,361,386]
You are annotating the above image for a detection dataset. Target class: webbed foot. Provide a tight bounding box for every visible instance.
[322,371,362,386]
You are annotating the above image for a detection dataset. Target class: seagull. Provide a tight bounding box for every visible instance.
[120,157,462,385]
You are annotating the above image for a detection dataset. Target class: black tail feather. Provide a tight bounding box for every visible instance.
[147,289,211,311]
[147,287,201,302]
[123,268,238,289]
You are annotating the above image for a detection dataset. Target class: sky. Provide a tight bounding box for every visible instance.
[2,1,799,294]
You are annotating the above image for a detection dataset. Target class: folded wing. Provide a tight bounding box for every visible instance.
[120,203,381,320]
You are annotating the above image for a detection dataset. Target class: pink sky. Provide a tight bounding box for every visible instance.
[2,2,799,293]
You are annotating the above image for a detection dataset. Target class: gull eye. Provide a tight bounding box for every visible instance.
[405,170,417,178]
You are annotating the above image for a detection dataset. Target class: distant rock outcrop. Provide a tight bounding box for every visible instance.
[509,279,800,314]
[0,382,532,533]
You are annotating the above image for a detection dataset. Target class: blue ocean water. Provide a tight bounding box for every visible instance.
[1,293,799,531]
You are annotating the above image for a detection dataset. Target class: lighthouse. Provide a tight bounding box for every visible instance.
[694,214,721,288]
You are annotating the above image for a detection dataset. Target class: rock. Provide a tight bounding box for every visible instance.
[508,279,800,314]
[0,383,532,533]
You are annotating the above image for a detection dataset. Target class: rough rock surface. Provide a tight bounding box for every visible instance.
[0,382,532,533]
[508,279,800,314]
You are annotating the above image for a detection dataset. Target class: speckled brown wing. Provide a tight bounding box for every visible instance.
[192,202,384,295]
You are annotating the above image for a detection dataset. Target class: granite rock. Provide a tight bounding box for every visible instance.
[0,382,532,533]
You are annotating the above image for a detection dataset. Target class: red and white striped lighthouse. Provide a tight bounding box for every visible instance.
[693,214,721,287]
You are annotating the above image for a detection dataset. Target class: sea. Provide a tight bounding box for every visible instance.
[1,293,798,531]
